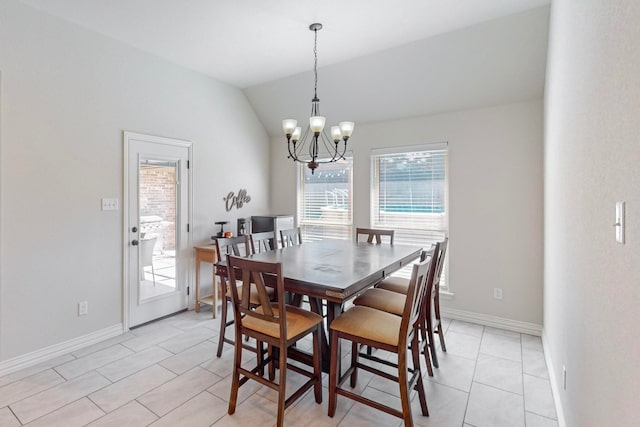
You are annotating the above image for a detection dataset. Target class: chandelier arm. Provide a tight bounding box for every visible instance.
[328,132,348,161]
[286,139,296,159]
[289,127,312,162]
[318,130,338,160]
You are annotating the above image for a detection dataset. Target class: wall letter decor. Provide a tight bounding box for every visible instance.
[224,189,251,211]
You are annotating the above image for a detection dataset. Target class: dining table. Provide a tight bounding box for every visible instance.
[215,238,422,371]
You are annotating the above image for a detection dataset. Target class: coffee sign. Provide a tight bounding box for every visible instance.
[224,189,251,211]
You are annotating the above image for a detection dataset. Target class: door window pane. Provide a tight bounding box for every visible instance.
[139,160,177,301]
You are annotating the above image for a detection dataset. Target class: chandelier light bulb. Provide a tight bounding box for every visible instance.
[282,119,297,136]
[309,116,326,133]
[339,121,355,138]
[292,127,302,142]
[331,126,342,142]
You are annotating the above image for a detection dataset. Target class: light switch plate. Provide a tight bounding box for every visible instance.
[615,201,625,244]
[78,301,88,316]
[101,198,119,211]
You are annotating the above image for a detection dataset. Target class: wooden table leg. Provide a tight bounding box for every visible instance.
[308,298,329,365]
[326,301,343,374]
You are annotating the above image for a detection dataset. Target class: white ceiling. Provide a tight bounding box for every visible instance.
[20,0,550,88]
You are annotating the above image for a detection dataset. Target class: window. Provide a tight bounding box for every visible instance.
[298,158,353,241]
[371,143,448,286]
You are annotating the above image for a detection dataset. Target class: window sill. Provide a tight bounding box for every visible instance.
[439,289,455,300]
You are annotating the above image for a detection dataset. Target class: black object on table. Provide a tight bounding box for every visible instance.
[213,221,229,238]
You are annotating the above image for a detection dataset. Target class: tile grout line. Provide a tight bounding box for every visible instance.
[204,389,231,426]
[7,404,21,427]
[460,324,483,425]
[134,395,163,418]
[524,409,558,423]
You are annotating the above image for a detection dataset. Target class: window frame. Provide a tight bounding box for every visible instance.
[370,142,449,290]
[296,156,354,241]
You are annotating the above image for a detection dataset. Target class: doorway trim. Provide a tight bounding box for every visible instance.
[123,131,194,331]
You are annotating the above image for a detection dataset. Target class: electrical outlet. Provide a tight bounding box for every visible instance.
[563,365,567,390]
[101,198,119,211]
[78,301,88,316]
[493,288,503,300]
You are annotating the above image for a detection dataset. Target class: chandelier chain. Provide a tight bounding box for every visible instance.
[313,28,318,99]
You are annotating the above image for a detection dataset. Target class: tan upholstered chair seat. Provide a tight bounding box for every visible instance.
[353,288,406,316]
[243,304,322,340]
[375,276,410,294]
[226,283,275,305]
[330,306,401,347]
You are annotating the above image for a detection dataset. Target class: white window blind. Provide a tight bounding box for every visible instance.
[371,143,449,287]
[298,158,353,241]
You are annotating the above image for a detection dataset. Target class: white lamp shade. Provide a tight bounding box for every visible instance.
[282,119,298,135]
[331,126,342,141]
[339,121,355,137]
[292,127,302,142]
[309,116,326,133]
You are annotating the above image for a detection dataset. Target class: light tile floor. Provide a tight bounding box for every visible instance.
[0,310,558,426]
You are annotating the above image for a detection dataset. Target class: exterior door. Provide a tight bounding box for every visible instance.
[125,132,192,327]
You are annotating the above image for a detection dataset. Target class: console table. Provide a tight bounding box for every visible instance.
[193,244,218,318]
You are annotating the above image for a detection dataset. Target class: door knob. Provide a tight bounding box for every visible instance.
[131,226,138,232]
[131,240,139,246]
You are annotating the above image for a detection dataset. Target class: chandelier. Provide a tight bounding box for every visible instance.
[282,23,354,174]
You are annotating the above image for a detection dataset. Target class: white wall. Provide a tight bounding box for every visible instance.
[271,100,544,325]
[0,1,270,362]
[544,1,640,426]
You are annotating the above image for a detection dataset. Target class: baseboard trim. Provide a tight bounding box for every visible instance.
[0,323,124,376]
[541,329,567,427]
[441,307,543,336]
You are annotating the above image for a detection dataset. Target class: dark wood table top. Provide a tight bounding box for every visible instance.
[243,239,422,303]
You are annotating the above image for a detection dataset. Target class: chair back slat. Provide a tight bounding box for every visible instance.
[280,227,302,248]
[226,254,286,335]
[251,270,275,316]
[238,267,252,309]
[250,231,276,253]
[355,228,395,245]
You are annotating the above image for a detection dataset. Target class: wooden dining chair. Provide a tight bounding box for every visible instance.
[250,230,277,253]
[378,239,448,363]
[328,257,431,426]
[214,235,275,357]
[356,239,448,374]
[280,227,302,248]
[226,255,323,427]
[355,227,395,245]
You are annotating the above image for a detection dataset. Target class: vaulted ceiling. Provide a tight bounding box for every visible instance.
[19,0,550,136]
